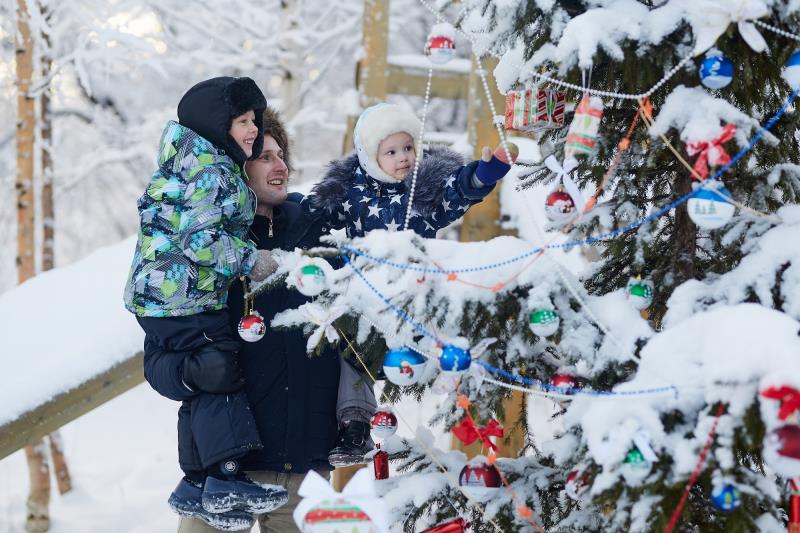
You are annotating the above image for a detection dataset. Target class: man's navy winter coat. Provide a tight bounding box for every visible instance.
[143,198,340,474]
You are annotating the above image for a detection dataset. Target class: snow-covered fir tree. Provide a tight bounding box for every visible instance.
[270,1,800,531]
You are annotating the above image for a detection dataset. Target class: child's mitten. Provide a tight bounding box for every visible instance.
[475,142,519,185]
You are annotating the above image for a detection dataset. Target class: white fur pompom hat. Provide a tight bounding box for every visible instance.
[353,103,421,183]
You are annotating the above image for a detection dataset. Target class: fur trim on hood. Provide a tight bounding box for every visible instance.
[353,103,422,183]
[310,146,465,217]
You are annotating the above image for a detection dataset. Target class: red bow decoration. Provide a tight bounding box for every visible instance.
[451,417,504,452]
[761,386,800,421]
[686,123,736,180]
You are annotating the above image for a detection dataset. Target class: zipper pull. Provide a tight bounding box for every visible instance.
[268,218,273,238]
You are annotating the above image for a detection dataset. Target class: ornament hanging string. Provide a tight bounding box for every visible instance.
[335,327,505,533]
[340,87,799,274]
[664,403,725,533]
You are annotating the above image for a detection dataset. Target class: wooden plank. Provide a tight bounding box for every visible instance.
[386,65,468,100]
[16,0,35,283]
[358,0,389,106]
[0,353,145,462]
[496,391,526,458]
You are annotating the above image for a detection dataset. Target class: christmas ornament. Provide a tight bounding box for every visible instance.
[370,408,398,441]
[439,345,471,372]
[764,425,800,478]
[421,518,468,533]
[238,311,266,342]
[687,182,735,230]
[626,276,654,311]
[293,469,389,533]
[382,347,426,386]
[458,461,502,498]
[784,50,800,90]
[686,124,736,180]
[789,478,800,532]
[550,371,577,391]
[711,481,741,512]
[623,446,649,469]
[544,186,577,223]
[529,308,560,337]
[760,385,800,422]
[565,467,591,500]
[294,263,327,297]
[373,447,389,480]
[699,52,734,90]
[451,417,504,452]
[424,22,456,65]
[564,95,604,159]
[298,303,346,353]
[504,87,565,133]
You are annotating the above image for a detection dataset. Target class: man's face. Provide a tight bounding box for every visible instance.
[245,135,289,208]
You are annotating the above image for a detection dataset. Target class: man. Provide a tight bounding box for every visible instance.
[177,107,342,532]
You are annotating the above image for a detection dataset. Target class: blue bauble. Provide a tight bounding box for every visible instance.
[439,345,471,372]
[711,482,741,512]
[383,347,427,386]
[699,54,734,90]
[784,49,800,89]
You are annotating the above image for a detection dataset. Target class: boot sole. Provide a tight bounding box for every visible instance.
[202,489,289,514]
[168,499,254,531]
[328,452,369,467]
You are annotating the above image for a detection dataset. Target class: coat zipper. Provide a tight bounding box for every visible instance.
[268,218,273,238]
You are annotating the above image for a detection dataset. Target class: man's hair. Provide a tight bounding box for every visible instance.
[262,106,292,173]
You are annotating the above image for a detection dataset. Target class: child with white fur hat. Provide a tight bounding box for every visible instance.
[302,102,517,466]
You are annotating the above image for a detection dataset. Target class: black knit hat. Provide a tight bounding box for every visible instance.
[261,106,292,173]
[177,76,267,167]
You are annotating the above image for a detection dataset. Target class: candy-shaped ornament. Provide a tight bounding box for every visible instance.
[529,308,559,337]
[382,347,426,386]
[370,408,398,441]
[763,424,800,478]
[458,461,502,499]
[504,87,565,133]
[699,51,734,90]
[626,276,654,311]
[564,95,604,159]
[425,22,456,65]
[711,480,741,512]
[238,311,266,342]
[784,49,800,90]
[294,263,327,297]
[688,182,735,230]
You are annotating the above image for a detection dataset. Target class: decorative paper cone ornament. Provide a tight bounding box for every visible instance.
[303,499,379,533]
[370,409,398,441]
[545,185,577,222]
[458,461,502,498]
[711,481,741,512]
[529,308,559,337]
[504,87,565,133]
[764,425,800,477]
[564,95,604,159]
[687,183,735,230]
[699,52,734,90]
[626,276,654,311]
[439,345,471,372]
[425,22,456,65]
[565,468,590,500]
[784,50,800,89]
[294,263,327,297]
[382,347,426,386]
[238,311,266,342]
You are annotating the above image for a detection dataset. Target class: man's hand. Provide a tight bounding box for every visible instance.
[249,249,278,281]
[182,340,245,393]
[475,142,519,186]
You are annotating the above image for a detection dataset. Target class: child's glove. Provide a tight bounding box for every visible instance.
[474,142,519,186]
[248,249,278,281]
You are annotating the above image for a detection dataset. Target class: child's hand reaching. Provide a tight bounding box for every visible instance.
[475,142,519,185]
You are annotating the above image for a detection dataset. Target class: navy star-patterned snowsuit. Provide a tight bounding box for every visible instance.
[302,147,493,238]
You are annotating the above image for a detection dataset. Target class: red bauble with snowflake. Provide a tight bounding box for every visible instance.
[237,311,266,342]
[545,187,576,222]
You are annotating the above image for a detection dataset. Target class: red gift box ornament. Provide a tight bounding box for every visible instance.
[505,87,565,133]
[761,386,800,422]
[451,417,504,452]
[421,517,469,533]
[790,479,800,533]
[686,123,736,180]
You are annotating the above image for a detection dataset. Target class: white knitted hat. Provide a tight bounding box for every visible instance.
[353,103,421,183]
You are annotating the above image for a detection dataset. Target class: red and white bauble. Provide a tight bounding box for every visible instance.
[425,23,456,65]
[458,461,501,498]
[370,408,398,441]
[565,467,590,500]
[545,187,577,223]
[551,371,577,391]
[238,311,266,342]
[764,424,800,477]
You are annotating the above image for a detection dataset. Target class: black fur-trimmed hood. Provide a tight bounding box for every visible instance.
[310,146,465,217]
